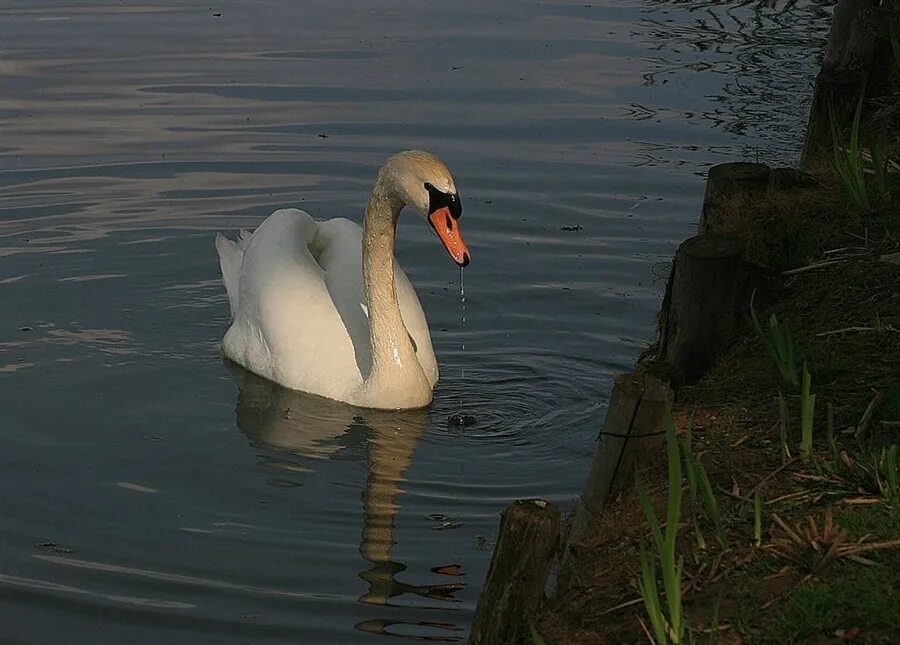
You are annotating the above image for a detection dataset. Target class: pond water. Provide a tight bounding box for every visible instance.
[0,1,830,642]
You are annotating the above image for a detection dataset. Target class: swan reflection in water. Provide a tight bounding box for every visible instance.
[226,362,465,638]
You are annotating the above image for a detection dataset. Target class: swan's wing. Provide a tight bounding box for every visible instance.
[215,228,267,318]
[221,209,364,399]
[314,218,373,379]
[396,269,439,387]
[215,232,245,317]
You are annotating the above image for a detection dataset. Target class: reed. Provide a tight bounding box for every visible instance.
[800,364,816,463]
[778,390,792,463]
[681,420,726,550]
[637,415,685,644]
[830,96,869,212]
[750,296,798,387]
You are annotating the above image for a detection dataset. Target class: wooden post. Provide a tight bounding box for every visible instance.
[567,372,674,547]
[699,163,771,235]
[469,499,560,645]
[800,0,882,169]
[658,235,745,384]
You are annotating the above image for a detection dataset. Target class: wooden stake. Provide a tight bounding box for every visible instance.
[700,162,771,235]
[800,0,881,168]
[567,371,674,546]
[658,235,746,383]
[469,499,560,645]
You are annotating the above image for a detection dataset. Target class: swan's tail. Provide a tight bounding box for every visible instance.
[215,229,252,318]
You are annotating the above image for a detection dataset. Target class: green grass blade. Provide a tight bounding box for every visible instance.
[664,418,684,642]
[529,625,547,645]
[753,491,763,548]
[827,401,837,459]
[800,364,815,462]
[695,460,726,549]
[638,482,664,553]
[779,390,791,462]
[829,98,870,212]
[638,539,667,645]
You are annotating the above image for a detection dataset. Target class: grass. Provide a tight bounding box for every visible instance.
[636,415,686,644]
[799,364,816,463]
[830,95,870,212]
[778,390,791,463]
[830,89,899,214]
[859,445,900,499]
[764,559,900,642]
[750,300,798,387]
[682,419,726,550]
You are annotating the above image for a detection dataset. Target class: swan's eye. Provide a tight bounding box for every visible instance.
[424,182,434,191]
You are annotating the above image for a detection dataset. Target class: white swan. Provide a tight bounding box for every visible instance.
[215,150,470,410]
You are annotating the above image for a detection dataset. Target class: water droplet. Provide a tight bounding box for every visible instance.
[459,266,466,380]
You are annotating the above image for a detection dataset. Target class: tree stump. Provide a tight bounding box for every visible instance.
[469,499,560,645]
[699,163,771,235]
[658,235,745,384]
[767,167,817,193]
[566,371,674,547]
[800,0,882,169]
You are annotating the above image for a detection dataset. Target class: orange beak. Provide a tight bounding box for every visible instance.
[428,206,470,267]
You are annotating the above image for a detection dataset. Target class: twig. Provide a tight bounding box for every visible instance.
[839,538,900,555]
[840,497,879,505]
[596,595,645,616]
[792,472,846,485]
[854,390,883,441]
[771,513,804,544]
[818,325,900,336]
[846,229,869,244]
[766,490,817,505]
[745,458,799,500]
[817,326,875,336]
[730,435,750,448]
[782,259,850,275]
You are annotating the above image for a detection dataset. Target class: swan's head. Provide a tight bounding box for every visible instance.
[383,150,470,267]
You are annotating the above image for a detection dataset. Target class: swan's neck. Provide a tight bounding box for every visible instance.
[362,183,424,395]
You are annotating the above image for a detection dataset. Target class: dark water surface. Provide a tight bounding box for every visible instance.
[0,1,829,642]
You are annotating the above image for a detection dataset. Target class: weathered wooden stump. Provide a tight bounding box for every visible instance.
[469,499,560,645]
[658,235,745,384]
[699,163,771,235]
[767,167,817,192]
[567,371,674,547]
[801,0,882,168]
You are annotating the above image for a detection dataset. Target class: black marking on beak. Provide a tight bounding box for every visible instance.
[424,182,462,219]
